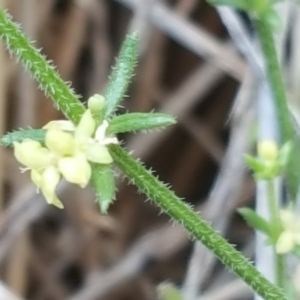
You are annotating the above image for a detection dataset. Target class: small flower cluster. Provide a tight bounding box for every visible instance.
[13,95,118,208]
[276,209,300,254]
[245,140,292,180]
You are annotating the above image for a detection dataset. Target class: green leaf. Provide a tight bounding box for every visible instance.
[0,129,46,147]
[157,283,183,300]
[244,154,266,173]
[104,33,138,118]
[278,141,293,168]
[108,113,176,135]
[238,207,271,235]
[260,8,281,31]
[91,164,116,214]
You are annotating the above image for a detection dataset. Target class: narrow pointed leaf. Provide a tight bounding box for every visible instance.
[244,154,266,173]
[104,33,138,118]
[108,113,176,135]
[278,141,293,167]
[238,207,270,236]
[91,164,115,214]
[0,129,46,147]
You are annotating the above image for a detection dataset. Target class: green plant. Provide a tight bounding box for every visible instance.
[0,3,296,299]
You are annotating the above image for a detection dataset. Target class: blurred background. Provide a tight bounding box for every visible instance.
[1,0,295,299]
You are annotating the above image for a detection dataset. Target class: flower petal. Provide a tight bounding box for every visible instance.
[31,169,42,189]
[14,140,53,170]
[43,192,64,209]
[40,166,63,209]
[85,144,113,164]
[101,137,118,146]
[279,210,295,228]
[45,128,75,156]
[276,231,295,254]
[95,120,109,142]
[43,120,75,132]
[41,166,60,194]
[75,109,95,138]
[58,154,91,188]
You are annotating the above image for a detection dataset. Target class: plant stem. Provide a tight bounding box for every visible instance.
[0,9,85,124]
[0,129,45,147]
[254,19,300,199]
[266,180,279,228]
[109,144,287,300]
[276,254,285,289]
[267,180,285,289]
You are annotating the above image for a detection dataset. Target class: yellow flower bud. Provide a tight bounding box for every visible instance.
[88,94,105,113]
[257,140,279,161]
[58,154,91,188]
[45,128,75,156]
[14,140,53,171]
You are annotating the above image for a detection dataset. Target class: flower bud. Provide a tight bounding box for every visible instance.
[88,94,105,113]
[257,140,279,161]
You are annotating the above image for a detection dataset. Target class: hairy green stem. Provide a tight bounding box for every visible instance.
[0,9,85,124]
[0,129,46,147]
[254,19,300,199]
[109,144,286,300]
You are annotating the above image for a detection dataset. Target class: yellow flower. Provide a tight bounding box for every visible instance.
[13,140,63,209]
[45,109,118,165]
[13,106,118,209]
[276,210,300,254]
